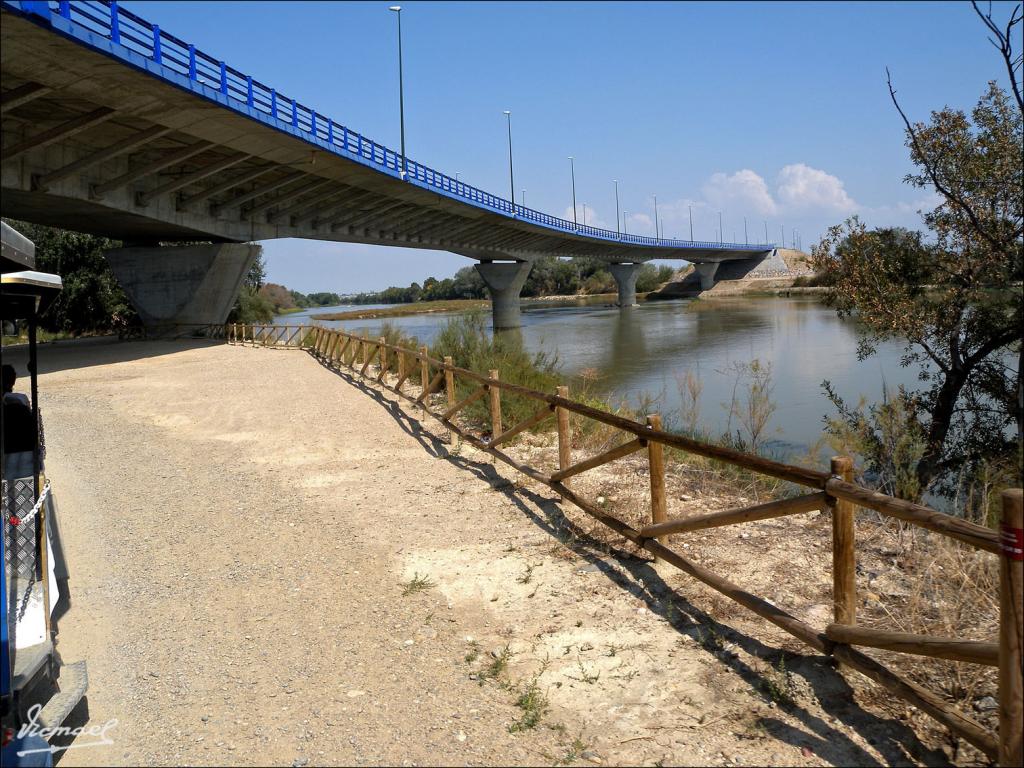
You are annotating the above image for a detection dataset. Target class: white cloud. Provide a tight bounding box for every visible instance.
[861,191,943,225]
[561,204,609,230]
[775,163,857,213]
[624,212,654,235]
[702,169,778,216]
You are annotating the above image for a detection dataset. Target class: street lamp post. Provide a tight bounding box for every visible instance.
[522,190,526,208]
[623,211,628,235]
[688,205,693,241]
[388,6,406,179]
[653,194,659,240]
[744,216,748,246]
[780,224,785,248]
[613,179,620,237]
[764,220,768,245]
[503,110,515,214]
[582,203,587,227]
[569,156,577,227]
[718,211,723,244]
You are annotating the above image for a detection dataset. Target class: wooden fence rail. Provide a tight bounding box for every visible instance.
[230,323,1022,764]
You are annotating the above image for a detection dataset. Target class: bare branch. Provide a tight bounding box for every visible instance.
[971,1,1024,112]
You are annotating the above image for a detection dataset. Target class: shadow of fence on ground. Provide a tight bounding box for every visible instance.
[310,353,950,767]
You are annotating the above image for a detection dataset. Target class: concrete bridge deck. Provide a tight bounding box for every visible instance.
[2,1,776,328]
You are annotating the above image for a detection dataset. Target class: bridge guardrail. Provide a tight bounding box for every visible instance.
[16,0,777,252]
[225,322,1022,764]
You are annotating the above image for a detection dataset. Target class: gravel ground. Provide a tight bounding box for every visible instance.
[9,339,957,766]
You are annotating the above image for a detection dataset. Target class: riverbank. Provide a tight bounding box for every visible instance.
[16,339,993,766]
[312,293,635,322]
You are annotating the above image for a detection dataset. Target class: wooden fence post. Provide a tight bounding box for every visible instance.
[556,385,571,500]
[647,414,668,559]
[488,369,502,438]
[378,337,388,379]
[444,356,457,446]
[444,356,456,409]
[831,456,857,627]
[397,347,405,384]
[420,346,429,410]
[999,488,1023,767]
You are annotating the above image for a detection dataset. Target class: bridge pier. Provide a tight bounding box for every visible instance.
[693,262,720,291]
[609,263,642,307]
[105,243,259,332]
[475,260,533,330]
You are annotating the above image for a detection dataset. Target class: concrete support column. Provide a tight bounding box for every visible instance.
[693,261,720,291]
[474,260,533,330]
[609,263,642,307]
[106,242,259,331]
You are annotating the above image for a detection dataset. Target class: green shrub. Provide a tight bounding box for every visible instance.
[228,287,275,324]
[429,313,561,436]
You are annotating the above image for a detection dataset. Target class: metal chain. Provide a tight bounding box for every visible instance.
[9,479,50,527]
[15,569,37,623]
[38,407,46,461]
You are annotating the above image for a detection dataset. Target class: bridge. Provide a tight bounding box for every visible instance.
[1,0,777,329]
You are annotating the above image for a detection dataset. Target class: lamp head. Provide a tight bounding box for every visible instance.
[389,5,401,11]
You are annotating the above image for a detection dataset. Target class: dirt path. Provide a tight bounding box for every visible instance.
[15,340,953,766]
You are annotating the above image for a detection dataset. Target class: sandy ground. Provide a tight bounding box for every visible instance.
[6,339,964,766]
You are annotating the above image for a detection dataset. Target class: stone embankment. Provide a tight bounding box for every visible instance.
[652,248,818,299]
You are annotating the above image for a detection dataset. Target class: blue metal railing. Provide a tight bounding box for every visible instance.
[15,0,775,252]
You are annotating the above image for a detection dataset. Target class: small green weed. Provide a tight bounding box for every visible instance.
[401,573,436,596]
[761,656,796,706]
[509,676,549,732]
[478,645,512,682]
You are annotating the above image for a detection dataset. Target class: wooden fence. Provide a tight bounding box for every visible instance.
[229,323,1023,765]
[227,323,307,347]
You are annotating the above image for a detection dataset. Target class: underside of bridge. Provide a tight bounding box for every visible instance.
[1,2,774,328]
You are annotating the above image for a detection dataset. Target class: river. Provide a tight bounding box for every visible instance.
[278,296,923,460]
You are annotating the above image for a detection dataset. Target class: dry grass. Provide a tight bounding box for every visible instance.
[853,516,999,757]
[498,419,1003,765]
[326,330,1004,765]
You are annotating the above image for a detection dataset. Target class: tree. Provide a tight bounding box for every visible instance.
[228,245,275,323]
[2,218,139,334]
[812,4,1023,500]
[258,283,297,311]
[244,248,266,291]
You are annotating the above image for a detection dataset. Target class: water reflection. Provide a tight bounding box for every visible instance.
[304,296,924,457]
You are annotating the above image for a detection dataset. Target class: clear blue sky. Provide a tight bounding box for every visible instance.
[136,1,1016,294]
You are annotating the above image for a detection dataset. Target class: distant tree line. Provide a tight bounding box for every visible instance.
[346,257,676,305]
[255,283,342,312]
